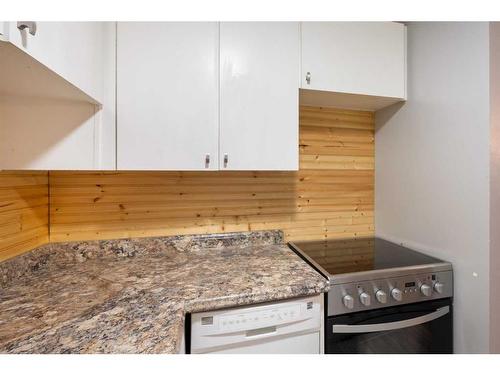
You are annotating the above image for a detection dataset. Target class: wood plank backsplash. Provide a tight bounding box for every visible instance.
[0,171,49,261]
[0,106,374,260]
[49,106,375,243]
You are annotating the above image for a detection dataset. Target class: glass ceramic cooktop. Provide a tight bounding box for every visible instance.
[290,237,444,276]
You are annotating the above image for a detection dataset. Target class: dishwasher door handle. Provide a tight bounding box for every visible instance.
[332,306,450,334]
[245,326,277,338]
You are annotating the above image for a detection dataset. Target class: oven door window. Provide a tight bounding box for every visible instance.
[326,299,453,354]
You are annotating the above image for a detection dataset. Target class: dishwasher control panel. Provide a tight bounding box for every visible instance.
[190,295,322,353]
[216,303,303,333]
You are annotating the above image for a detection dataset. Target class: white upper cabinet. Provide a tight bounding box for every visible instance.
[1,21,407,171]
[220,22,299,170]
[117,22,299,171]
[300,22,406,110]
[116,22,219,171]
[0,22,108,104]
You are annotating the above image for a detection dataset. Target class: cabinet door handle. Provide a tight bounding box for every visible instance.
[205,154,210,168]
[17,21,37,36]
[223,154,228,168]
[306,71,311,85]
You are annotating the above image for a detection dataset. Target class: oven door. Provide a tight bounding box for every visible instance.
[326,298,453,354]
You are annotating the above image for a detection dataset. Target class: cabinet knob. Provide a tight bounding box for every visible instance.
[223,154,228,168]
[306,71,311,85]
[17,21,37,36]
[205,154,210,168]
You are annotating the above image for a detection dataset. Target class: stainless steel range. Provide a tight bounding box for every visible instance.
[289,237,453,354]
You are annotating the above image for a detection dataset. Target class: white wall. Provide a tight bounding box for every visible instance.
[375,22,491,353]
[490,22,500,354]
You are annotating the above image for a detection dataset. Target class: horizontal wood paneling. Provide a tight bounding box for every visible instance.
[49,106,374,242]
[0,171,49,261]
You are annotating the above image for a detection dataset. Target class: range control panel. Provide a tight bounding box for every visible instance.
[329,270,453,315]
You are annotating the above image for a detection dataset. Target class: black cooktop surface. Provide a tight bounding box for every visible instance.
[289,237,444,276]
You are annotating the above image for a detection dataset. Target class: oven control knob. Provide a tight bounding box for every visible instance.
[342,294,354,309]
[375,290,388,304]
[359,292,371,306]
[420,283,432,297]
[434,282,444,294]
[391,288,403,301]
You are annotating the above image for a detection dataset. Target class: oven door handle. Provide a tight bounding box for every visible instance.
[332,306,450,334]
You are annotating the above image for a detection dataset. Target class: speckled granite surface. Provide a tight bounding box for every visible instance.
[0,231,328,354]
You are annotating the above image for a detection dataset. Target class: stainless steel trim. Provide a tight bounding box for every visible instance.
[329,263,452,285]
[288,242,331,281]
[332,306,450,334]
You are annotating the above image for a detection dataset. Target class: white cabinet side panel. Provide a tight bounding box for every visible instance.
[94,22,117,170]
[0,97,97,170]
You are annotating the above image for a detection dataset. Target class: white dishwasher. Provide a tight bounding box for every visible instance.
[190,294,322,354]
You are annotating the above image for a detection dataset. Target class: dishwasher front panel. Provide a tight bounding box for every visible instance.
[190,295,322,354]
[207,332,320,354]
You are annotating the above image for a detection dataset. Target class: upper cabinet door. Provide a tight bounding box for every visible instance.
[301,22,406,99]
[3,22,107,104]
[116,22,219,171]
[220,22,300,171]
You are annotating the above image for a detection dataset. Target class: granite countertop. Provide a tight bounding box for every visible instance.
[0,230,328,354]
